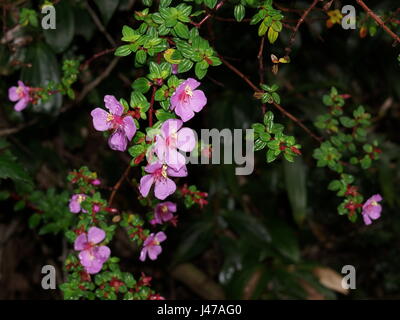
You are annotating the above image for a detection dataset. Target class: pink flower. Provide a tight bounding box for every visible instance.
[74,227,111,274]
[69,194,87,214]
[171,64,179,75]
[139,162,187,200]
[91,179,101,186]
[140,231,167,261]
[151,201,177,225]
[170,78,207,122]
[154,119,195,170]
[8,81,31,111]
[91,95,136,152]
[362,194,382,225]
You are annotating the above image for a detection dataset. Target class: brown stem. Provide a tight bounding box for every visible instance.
[219,56,322,143]
[356,0,400,44]
[80,48,116,71]
[149,86,156,127]
[285,0,322,55]
[191,0,226,28]
[108,165,132,206]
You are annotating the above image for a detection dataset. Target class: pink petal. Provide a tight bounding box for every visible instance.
[91,108,111,131]
[14,98,28,112]
[8,87,19,101]
[167,165,188,177]
[175,102,195,122]
[108,130,128,151]
[74,234,88,251]
[363,214,372,225]
[144,162,162,174]
[88,227,106,244]
[148,245,162,260]
[123,116,136,141]
[191,90,207,112]
[154,178,176,200]
[139,174,154,198]
[94,245,111,263]
[139,247,148,261]
[177,127,196,152]
[185,78,200,90]
[104,95,123,116]
[161,119,183,138]
[165,148,186,170]
[155,231,167,242]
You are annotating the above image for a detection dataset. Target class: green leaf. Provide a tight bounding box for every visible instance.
[43,1,75,53]
[94,0,120,25]
[172,220,214,264]
[224,211,271,245]
[204,0,217,9]
[258,20,268,36]
[267,27,279,43]
[195,61,208,79]
[263,111,274,126]
[284,158,308,226]
[268,218,300,262]
[178,59,194,73]
[266,149,278,162]
[115,45,132,56]
[128,145,145,158]
[254,139,267,151]
[135,50,147,64]
[234,4,246,22]
[132,77,151,93]
[174,22,190,39]
[156,109,176,121]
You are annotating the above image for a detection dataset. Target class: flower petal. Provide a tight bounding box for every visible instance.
[177,127,196,152]
[14,98,29,112]
[8,87,19,102]
[161,119,183,138]
[91,108,111,131]
[74,234,88,251]
[139,247,148,261]
[165,148,186,170]
[88,227,106,244]
[139,174,154,198]
[148,245,162,260]
[104,95,123,116]
[155,231,167,242]
[167,165,188,177]
[191,90,207,112]
[123,116,136,141]
[154,177,176,200]
[175,101,195,122]
[108,130,128,151]
[94,246,111,263]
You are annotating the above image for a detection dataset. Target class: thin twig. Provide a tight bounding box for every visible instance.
[285,0,322,55]
[219,56,322,143]
[80,48,116,71]
[84,2,116,47]
[108,165,132,206]
[0,118,38,137]
[191,0,226,28]
[60,57,120,113]
[356,0,400,44]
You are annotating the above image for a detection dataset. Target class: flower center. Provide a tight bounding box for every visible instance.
[371,201,378,206]
[166,131,177,147]
[77,195,85,204]
[107,114,124,130]
[161,205,168,213]
[16,87,25,98]
[180,85,193,103]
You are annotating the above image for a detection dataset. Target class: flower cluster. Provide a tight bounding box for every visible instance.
[89,77,207,262]
[8,81,33,111]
